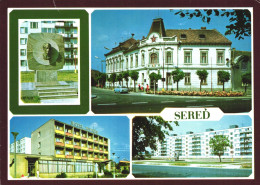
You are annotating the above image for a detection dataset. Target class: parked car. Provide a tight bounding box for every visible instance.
[114,86,128,93]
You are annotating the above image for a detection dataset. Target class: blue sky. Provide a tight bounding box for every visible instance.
[91,9,252,71]
[10,116,130,162]
[170,115,252,136]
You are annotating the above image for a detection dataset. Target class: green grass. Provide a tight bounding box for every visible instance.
[21,96,41,103]
[21,71,78,83]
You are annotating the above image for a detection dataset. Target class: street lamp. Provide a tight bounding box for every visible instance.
[112,152,115,178]
[11,132,19,178]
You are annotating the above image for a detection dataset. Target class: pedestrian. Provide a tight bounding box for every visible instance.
[141,86,143,91]
[138,84,141,91]
[146,84,149,92]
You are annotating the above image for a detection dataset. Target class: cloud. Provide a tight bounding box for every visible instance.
[89,122,104,132]
[97,34,109,41]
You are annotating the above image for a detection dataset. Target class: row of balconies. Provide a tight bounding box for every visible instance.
[64,43,78,48]
[55,129,108,146]
[55,154,109,161]
[55,142,108,153]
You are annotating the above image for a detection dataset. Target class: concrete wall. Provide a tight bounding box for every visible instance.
[31,119,55,155]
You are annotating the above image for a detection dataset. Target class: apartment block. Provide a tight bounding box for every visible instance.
[10,137,31,154]
[31,119,110,162]
[153,125,252,158]
[19,20,79,71]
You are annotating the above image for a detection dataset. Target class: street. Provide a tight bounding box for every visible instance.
[132,164,252,178]
[91,87,252,114]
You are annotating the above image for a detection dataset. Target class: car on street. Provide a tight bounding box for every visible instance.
[114,86,128,93]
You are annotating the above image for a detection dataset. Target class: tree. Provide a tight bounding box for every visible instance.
[130,71,139,92]
[110,73,117,88]
[241,72,251,93]
[116,73,123,86]
[149,72,161,92]
[97,73,106,87]
[217,71,230,91]
[173,9,251,40]
[209,135,230,162]
[122,71,130,88]
[172,68,184,91]
[132,116,179,158]
[196,69,209,91]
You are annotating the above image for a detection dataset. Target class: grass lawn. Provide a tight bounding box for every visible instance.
[21,71,78,83]
[21,96,41,103]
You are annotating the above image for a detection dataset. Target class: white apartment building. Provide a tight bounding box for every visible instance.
[153,125,252,159]
[105,18,232,91]
[10,137,31,154]
[19,20,79,71]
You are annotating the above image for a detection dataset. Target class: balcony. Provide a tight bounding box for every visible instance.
[94,149,99,153]
[88,148,94,152]
[94,139,99,143]
[81,147,88,151]
[81,136,87,140]
[104,151,109,154]
[74,145,81,149]
[65,155,73,159]
[88,138,94,142]
[65,132,73,137]
[55,154,65,158]
[55,142,65,147]
[74,135,81,139]
[99,150,104,153]
[88,157,94,160]
[82,156,88,160]
[74,156,81,160]
[65,144,73,148]
[99,141,103,145]
[55,130,64,135]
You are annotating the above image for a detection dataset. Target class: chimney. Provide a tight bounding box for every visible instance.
[131,33,135,38]
[201,27,206,30]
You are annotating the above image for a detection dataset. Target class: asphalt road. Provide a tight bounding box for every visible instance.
[132,164,252,178]
[91,87,252,114]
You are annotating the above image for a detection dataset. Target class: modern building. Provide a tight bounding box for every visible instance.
[10,137,31,154]
[19,20,78,71]
[105,18,232,91]
[153,125,252,159]
[10,119,110,178]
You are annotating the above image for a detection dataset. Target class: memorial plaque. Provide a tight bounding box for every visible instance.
[27,33,64,70]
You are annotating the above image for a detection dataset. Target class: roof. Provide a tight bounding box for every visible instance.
[147,18,166,38]
[166,29,232,45]
[104,38,138,56]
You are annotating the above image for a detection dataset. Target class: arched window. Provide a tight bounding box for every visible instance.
[166,51,172,64]
[150,53,158,64]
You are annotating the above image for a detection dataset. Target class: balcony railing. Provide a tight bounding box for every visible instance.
[55,154,65,158]
[74,145,81,149]
[65,144,73,148]
[74,156,81,160]
[81,147,88,150]
[82,156,88,160]
[55,142,65,147]
[65,132,73,137]
[55,130,64,135]
[65,155,73,159]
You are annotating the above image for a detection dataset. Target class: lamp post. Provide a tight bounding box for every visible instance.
[11,132,19,178]
[112,152,115,178]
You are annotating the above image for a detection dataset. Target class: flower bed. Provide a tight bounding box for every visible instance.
[146,90,244,97]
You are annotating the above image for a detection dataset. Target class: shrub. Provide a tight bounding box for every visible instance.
[121,167,129,174]
[56,172,67,178]
[103,170,113,177]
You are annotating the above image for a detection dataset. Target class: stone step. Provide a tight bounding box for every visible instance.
[39,91,78,96]
[39,94,78,100]
[38,87,77,92]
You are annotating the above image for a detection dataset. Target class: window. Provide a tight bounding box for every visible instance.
[141,53,145,66]
[184,51,192,64]
[199,34,206,39]
[135,54,138,67]
[184,73,191,85]
[217,50,225,64]
[30,22,38,29]
[181,34,187,39]
[20,27,28,34]
[130,55,133,68]
[38,142,41,149]
[126,58,128,69]
[20,38,27,45]
[38,131,41,138]
[20,60,27,67]
[20,49,26,56]
[150,53,158,64]
[200,51,208,64]
[166,51,172,64]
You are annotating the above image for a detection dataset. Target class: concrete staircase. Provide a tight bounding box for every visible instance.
[36,84,78,100]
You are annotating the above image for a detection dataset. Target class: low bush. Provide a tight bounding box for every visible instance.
[56,172,67,178]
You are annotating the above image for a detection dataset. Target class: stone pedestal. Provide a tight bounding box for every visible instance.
[35,70,58,84]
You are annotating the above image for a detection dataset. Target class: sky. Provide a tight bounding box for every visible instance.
[10,116,130,162]
[91,9,252,71]
[169,115,252,136]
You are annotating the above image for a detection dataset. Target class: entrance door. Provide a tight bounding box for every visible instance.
[28,162,35,176]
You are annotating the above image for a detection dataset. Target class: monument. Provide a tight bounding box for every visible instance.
[26,33,78,101]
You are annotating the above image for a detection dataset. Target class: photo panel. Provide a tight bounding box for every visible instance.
[9,9,89,114]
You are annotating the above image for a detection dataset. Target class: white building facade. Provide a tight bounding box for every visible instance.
[153,125,252,159]
[19,20,79,71]
[10,137,31,154]
[105,18,232,91]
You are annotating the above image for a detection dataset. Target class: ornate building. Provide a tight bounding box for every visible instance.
[105,18,232,91]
